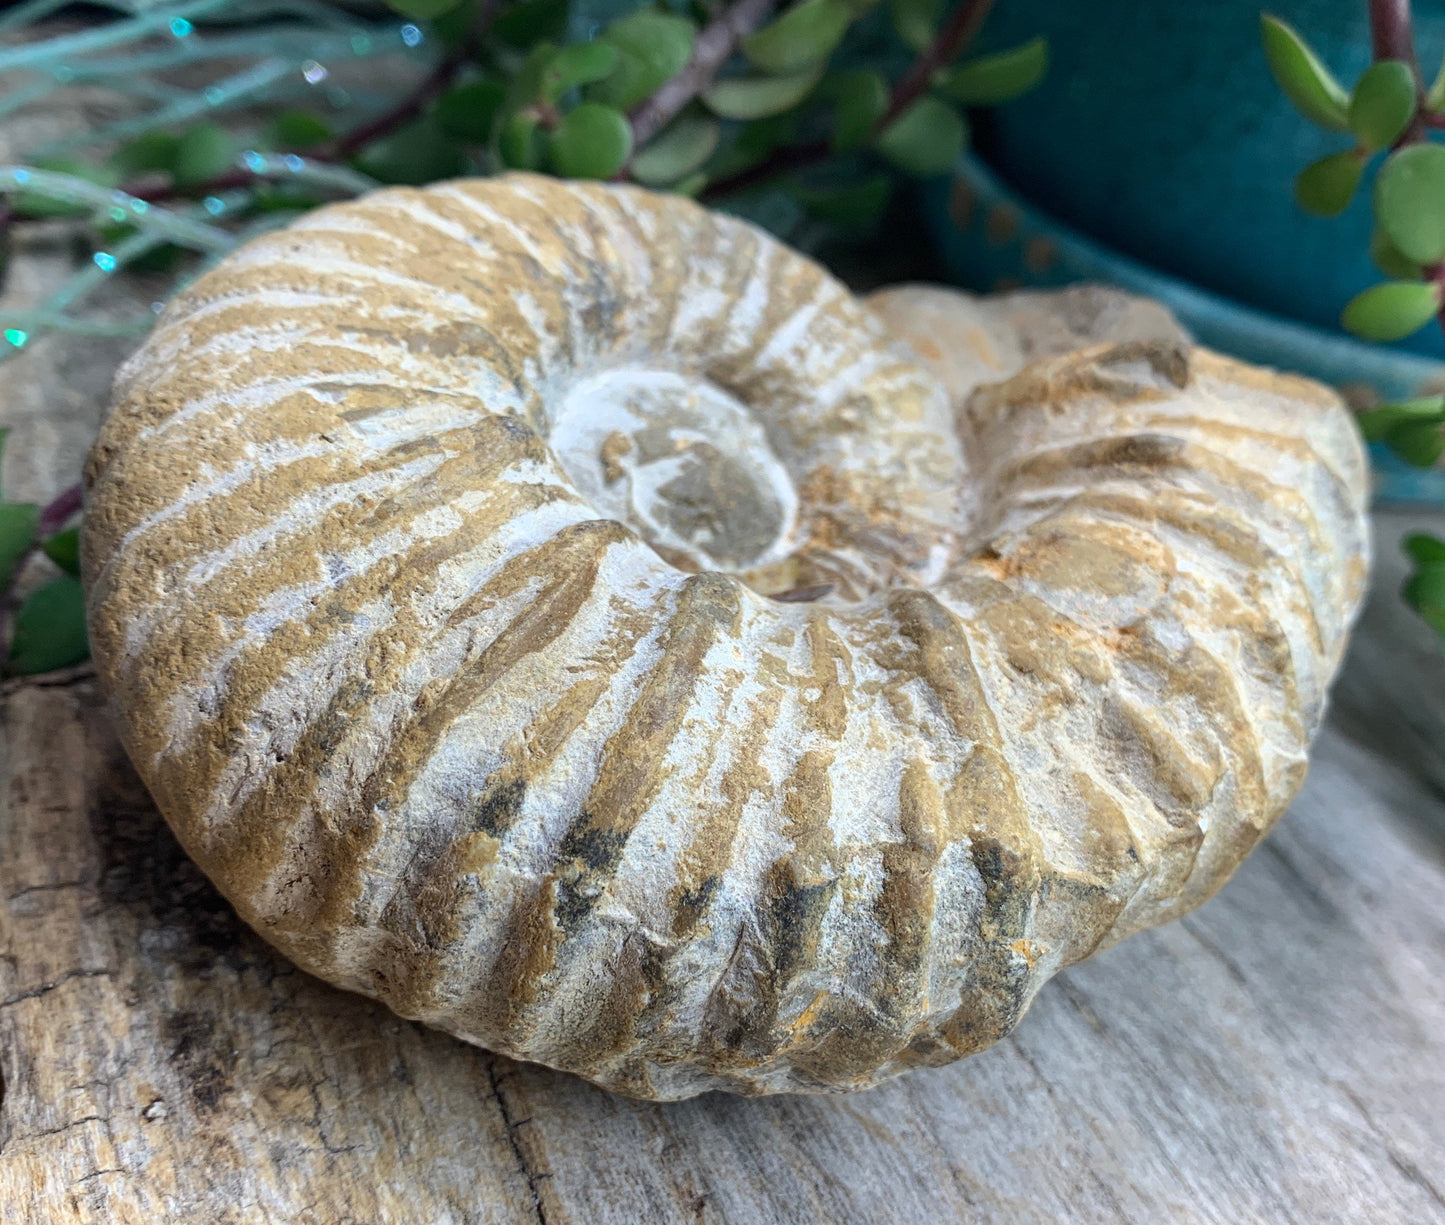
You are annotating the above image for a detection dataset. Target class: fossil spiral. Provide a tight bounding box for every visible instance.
[82,174,1370,1099]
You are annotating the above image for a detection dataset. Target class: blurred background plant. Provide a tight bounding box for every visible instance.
[1264,0,1445,644]
[0,0,1046,674]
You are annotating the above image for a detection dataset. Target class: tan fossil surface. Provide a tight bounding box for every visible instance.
[81,174,1370,1100]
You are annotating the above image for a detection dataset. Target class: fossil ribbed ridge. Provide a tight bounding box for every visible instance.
[82,174,1370,1099]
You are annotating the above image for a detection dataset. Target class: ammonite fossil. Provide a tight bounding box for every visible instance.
[82,174,1370,1099]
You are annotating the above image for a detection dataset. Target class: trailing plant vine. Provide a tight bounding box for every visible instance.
[1264,0,1445,645]
[0,0,1046,675]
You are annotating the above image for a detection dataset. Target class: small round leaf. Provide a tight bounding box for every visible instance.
[9,575,88,675]
[889,0,941,54]
[498,111,545,170]
[827,69,888,152]
[1348,60,1416,151]
[107,132,182,180]
[742,0,852,75]
[590,12,696,110]
[41,526,81,576]
[269,109,333,150]
[542,42,621,103]
[353,117,469,184]
[1429,55,1445,112]
[631,113,720,186]
[1405,560,1445,611]
[703,68,823,120]
[436,79,507,141]
[670,172,707,197]
[1341,279,1442,341]
[937,37,1050,107]
[173,124,236,188]
[1376,144,1445,265]
[1293,150,1364,216]
[1260,14,1350,131]
[1390,421,1445,467]
[507,43,559,108]
[1356,397,1445,441]
[1370,226,1423,280]
[875,96,967,176]
[550,103,633,179]
[0,501,39,590]
[1404,531,1445,565]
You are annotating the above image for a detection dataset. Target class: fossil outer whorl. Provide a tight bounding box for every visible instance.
[82,175,1370,1100]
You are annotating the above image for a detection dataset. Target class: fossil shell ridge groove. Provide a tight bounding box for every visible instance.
[82,175,1370,1099]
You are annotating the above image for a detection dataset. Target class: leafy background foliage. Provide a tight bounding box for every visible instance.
[0,0,1045,674]
[1263,3,1445,647]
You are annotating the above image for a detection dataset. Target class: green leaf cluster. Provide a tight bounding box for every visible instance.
[1403,532,1445,641]
[0,432,87,676]
[10,120,240,222]
[6,0,1052,221]
[1357,395,1445,465]
[1263,14,1445,345]
[697,1,1045,188]
[408,10,702,183]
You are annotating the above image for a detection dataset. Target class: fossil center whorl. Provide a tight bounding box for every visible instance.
[546,367,799,576]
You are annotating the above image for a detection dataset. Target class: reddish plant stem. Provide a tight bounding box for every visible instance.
[1371,0,1418,66]
[703,0,997,200]
[37,483,81,537]
[879,0,997,128]
[628,0,780,151]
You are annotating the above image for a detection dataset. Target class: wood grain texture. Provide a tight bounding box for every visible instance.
[1,511,1442,1222]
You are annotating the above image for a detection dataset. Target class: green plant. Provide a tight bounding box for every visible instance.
[1264,0,1445,644]
[0,432,86,677]
[0,0,1046,673]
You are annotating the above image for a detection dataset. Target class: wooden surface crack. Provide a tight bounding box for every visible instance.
[487,1055,553,1225]
[0,968,113,1009]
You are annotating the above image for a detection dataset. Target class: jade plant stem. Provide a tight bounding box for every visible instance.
[628,0,779,149]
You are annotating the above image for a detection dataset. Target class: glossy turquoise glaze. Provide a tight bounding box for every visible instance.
[971,0,1445,357]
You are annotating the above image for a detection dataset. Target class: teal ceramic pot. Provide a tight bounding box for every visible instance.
[970,0,1445,358]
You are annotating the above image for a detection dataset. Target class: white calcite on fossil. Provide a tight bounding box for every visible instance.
[81,174,1371,1100]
